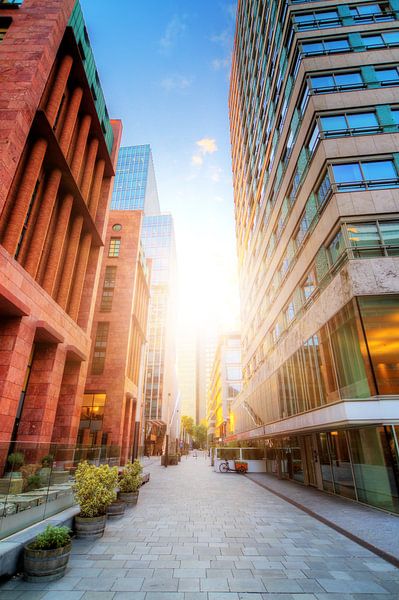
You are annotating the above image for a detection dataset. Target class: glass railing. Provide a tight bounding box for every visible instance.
[0,0,23,5]
[0,441,121,540]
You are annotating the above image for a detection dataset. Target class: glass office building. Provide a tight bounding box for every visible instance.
[229,0,399,512]
[111,146,178,455]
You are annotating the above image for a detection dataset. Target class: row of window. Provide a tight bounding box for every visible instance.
[243,104,399,320]
[245,218,399,380]
[293,2,395,31]
[301,29,399,56]
[243,156,399,352]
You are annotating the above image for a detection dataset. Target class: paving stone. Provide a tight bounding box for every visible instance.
[141,578,179,592]
[228,578,266,592]
[200,577,230,592]
[178,578,201,592]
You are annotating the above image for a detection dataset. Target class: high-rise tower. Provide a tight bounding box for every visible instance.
[229,0,399,512]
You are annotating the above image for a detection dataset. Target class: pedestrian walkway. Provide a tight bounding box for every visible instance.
[247,472,399,565]
[1,454,399,599]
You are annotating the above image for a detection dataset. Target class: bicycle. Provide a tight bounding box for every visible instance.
[218,459,248,474]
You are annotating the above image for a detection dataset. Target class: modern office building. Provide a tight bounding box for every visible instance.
[197,330,217,424]
[0,0,121,455]
[82,211,151,463]
[207,333,242,443]
[111,145,179,456]
[229,0,399,512]
[177,329,197,421]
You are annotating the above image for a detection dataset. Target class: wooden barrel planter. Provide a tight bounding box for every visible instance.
[117,491,139,506]
[107,500,126,518]
[74,514,107,539]
[23,542,71,582]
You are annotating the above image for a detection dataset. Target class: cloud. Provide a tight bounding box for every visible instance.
[160,75,192,92]
[191,137,218,168]
[159,15,186,53]
[210,166,222,182]
[211,29,230,46]
[212,58,229,71]
[191,155,203,166]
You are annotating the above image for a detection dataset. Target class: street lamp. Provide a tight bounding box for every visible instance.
[164,392,171,468]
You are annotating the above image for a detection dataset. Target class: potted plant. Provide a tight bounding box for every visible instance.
[117,460,143,506]
[107,499,126,518]
[38,454,54,485]
[74,461,118,538]
[6,452,24,478]
[23,525,72,582]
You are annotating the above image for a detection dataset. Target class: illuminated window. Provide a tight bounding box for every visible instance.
[91,322,109,375]
[100,266,117,312]
[108,237,121,257]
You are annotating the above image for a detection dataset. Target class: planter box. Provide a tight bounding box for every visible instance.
[24,542,71,582]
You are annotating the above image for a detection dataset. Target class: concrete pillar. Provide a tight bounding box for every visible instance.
[56,215,84,310]
[58,87,83,156]
[70,114,91,179]
[80,138,99,199]
[42,193,74,297]
[17,343,67,443]
[67,231,92,321]
[1,138,48,256]
[88,159,105,218]
[51,359,87,445]
[23,169,62,279]
[45,54,74,126]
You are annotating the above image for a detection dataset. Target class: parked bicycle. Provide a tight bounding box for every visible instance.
[218,459,248,473]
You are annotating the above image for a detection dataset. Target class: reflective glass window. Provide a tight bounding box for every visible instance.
[391,109,399,124]
[363,34,384,47]
[328,230,345,264]
[325,38,350,52]
[362,160,396,181]
[358,294,399,395]
[375,67,399,82]
[328,301,373,398]
[332,163,362,184]
[328,431,356,499]
[346,112,378,130]
[310,74,334,90]
[316,172,332,204]
[335,72,363,87]
[383,31,399,45]
[302,41,324,54]
[348,426,399,512]
[346,222,382,257]
[379,220,399,255]
[320,115,346,132]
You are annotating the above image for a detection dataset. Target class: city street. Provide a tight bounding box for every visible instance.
[1,453,399,599]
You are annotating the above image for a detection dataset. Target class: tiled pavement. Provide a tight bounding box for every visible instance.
[1,453,399,599]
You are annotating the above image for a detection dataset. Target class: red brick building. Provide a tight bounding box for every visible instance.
[0,0,121,453]
[82,211,151,464]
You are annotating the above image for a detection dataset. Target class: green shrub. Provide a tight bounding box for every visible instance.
[41,454,54,468]
[74,461,118,518]
[30,525,71,550]
[119,460,143,493]
[27,474,41,490]
[7,452,24,470]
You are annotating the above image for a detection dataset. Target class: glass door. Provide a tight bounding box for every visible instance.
[304,435,317,486]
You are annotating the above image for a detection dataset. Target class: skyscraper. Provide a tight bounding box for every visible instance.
[0,0,121,451]
[229,0,399,512]
[111,146,179,456]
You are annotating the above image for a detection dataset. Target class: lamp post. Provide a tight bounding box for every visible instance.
[164,392,171,468]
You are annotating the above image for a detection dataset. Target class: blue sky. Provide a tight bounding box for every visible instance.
[81,0,239,332]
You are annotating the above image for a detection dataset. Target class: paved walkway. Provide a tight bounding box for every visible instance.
[247,472,399,565]
[1,453,399,599]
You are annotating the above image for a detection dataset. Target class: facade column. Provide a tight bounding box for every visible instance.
[23,169,62,279]
[70,114,91,180]
[52,359,87,445]
[42,193,73,296]
[80,138,99,198]
[17,343,66,443]
[58,86,83,155]
[45,54,74,126]
[67,231,92,321]
[56,215,84,310]
[1,138,48,256]
[0,318,35,444]
[88,159,105,218]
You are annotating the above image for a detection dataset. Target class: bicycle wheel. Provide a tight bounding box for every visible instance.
[237,466,246,473]
[219,462,228,473]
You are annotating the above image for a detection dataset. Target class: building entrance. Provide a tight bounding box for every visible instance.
[304,435,318,486]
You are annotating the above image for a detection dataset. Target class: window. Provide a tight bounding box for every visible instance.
[310,71,363,93]
[350,2,393,22]
[91,322,109,375]
[100,266,117,312]
[375,67,399,84]
[294,10,340,30]
[108,237,121,257]
[379,220,399,254]
[320,111,378,136]
[302,37,350,56]
[346,222,383,256]
[332,160,399,191]
[329,230,346,264]
[302,269,316,300]
[316,172,332,205]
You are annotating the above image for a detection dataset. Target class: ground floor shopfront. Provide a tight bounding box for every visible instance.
[243,424,399,514]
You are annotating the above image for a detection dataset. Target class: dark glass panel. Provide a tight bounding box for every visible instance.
[328,431,356,499]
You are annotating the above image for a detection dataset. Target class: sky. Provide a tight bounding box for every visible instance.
[80,0,240,335]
